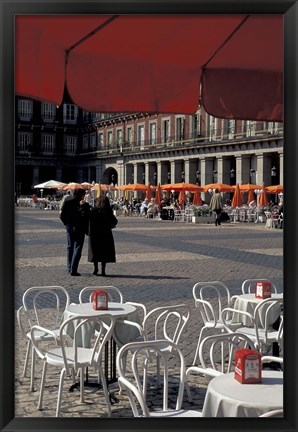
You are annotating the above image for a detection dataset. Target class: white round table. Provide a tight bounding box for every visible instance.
[64,302,139,347]
[231,293,283,326]
[202,370,283,417]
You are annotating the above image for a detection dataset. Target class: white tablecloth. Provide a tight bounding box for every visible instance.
[231,293,283,327]
[202,370,283,417]
[64,302,141,348]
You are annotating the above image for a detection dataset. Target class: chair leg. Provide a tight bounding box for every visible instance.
[118,353,127,395]
[98,367,112,417]
[30,345,36,391]
[37,361,47,410]
[185,380,193,403]
[56,368,66,417]
[22,340,31,378]
[80,367,85,403]
[192,327,206,366]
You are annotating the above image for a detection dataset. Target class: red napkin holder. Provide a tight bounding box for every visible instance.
[92,290,108,310]
[255,281,272,299]
[234,349,262,384]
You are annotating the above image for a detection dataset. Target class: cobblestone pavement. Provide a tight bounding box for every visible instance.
[14,208,283,418]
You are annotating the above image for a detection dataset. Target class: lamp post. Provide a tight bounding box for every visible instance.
[250,169,256,182]
[196,170,201,186]
[153,172,157,186]
[213,170,218,183]
[167,171,171,182]
[181,171,185,182]
[142,172,145,184]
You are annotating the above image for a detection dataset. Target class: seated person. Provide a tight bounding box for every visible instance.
[146,198,157,218]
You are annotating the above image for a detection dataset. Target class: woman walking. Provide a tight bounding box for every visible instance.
[88,194,118,276]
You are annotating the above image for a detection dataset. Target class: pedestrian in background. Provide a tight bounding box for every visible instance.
[209,188,223,226]
[88,194,117,276]
[60,188,90,276]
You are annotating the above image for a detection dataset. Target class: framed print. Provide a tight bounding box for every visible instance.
[1,1,297,432]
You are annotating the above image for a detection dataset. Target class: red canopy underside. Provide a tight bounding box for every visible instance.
[15,15,283,121]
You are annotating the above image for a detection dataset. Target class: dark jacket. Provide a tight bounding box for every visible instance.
[60,196,90,235]
[88,205,117,263]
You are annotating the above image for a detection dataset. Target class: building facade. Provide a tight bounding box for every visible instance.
[15,97,283,197]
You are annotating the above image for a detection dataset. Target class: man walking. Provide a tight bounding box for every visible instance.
[60,188,90,276]
[209,188,223,226]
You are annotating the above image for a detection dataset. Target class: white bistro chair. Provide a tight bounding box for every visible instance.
[30,313,115,417]
[17,285,70,391]
[120,304,190,395]
[192,281,242,366]
[186,332,255,402]
[116,339,202,417]
[221,297,283,354]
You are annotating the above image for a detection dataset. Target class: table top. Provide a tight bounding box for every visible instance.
[202,370,283,417]
[66,301,136,318]
[236,293,283,303]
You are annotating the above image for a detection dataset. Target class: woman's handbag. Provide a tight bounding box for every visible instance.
[110,214,118,229]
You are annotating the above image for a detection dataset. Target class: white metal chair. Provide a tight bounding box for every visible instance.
[116,340,202,417]
[186,332,255,401]
[121,304,190,392]
[221,297,283,354]
[17,285,70,391]
[192,281,242,366]
[259,409,283,417]
[241,278,278,294]
[173,209,185,222]
[79,285,124,304]
[31,313,115,417]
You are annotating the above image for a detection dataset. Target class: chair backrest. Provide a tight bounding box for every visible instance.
[142,304,190,344]
[116,339,186,416]
[241,278,278,294]
[193,281,231,324]
[79,286,124,304]
[198,332,255,375]
[253,297,283,346]
[21,286,70,331]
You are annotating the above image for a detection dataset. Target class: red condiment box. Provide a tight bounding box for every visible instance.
[92,290,108,310]
[255,281,272,299]
[234,349,262,384]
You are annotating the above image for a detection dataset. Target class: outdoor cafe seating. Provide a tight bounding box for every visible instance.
[20,278,283,418]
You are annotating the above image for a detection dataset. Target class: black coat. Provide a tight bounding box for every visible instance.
[88,206,117,263]
[60,197,90,234]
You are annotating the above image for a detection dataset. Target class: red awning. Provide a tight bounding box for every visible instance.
[15,15,283,121]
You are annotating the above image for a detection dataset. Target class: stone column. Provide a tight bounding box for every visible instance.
[116,158,124,186]
[236,156,250,184]
[278,152,283,185]
[217,158,223,183]
[184,159,190,183]
[256,154,265,185]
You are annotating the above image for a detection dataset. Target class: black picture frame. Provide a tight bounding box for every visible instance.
[1,1,297,431]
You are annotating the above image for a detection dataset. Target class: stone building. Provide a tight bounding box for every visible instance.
[15,97,283,198]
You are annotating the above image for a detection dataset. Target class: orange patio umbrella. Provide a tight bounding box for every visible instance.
[265,185,283,194]
[145,183,153,200]
[231,183,243,208]
[63,182,85,190]
[80,182,93,189]
[154,183,162,208]
[259,183,268,207]
[161,182,203,192]
[192,190,202,206]
[202,183,234,193]
[178,189,187,208]
[247,189,255,204]
[116,183,152,191]
[238,183,263,192]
